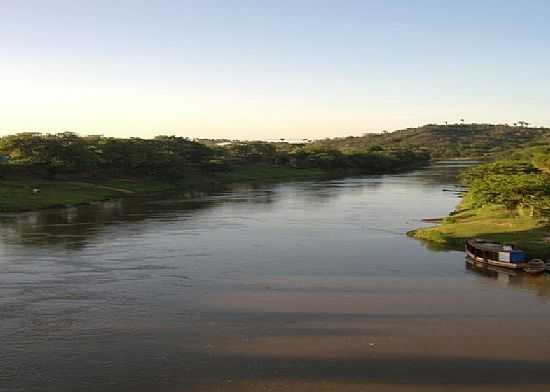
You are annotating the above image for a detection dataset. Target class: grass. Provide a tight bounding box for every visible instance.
[0,165,329,212]
[409,199,550,259]
[0,179,117,212]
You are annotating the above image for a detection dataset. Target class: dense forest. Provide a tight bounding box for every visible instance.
[314,123,550,158]
[0,132,430,180]
[459,145,550,218]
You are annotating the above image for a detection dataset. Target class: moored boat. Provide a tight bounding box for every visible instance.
[465,238,526,269]
[465,256,518,276]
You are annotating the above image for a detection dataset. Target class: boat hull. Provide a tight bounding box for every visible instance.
[465,249,524,269]
[465,257,518,276]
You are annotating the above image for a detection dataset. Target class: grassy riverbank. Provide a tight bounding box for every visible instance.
[409,199,550,259]
[0,165,328,212]
[410,145,550,260]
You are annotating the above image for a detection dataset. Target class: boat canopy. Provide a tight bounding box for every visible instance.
[466,239,526,264]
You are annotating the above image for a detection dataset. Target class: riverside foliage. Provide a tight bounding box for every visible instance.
[409,145,550,258]
[459,147,550,217]
[0,132,430,180]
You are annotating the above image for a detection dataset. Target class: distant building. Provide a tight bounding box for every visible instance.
[215,142,233,147]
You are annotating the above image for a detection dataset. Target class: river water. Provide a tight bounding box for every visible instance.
[1,162,550,392]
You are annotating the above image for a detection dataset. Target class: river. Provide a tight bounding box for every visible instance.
[1,162,550,392]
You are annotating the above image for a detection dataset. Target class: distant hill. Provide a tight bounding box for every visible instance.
[314,123,550,158]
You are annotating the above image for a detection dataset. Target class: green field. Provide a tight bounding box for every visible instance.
[0,179,117,211]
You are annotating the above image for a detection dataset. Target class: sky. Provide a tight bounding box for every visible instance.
[1,0,549,140]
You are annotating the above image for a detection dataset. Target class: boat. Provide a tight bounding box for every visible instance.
[524,259,545,274]
[465,238,526,269]
[465,256,518,277]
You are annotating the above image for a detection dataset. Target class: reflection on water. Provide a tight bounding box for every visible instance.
[2,161,550,392]
[0,162,469,251]
[466,259,550,298]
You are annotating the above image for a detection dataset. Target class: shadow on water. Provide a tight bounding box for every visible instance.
[413,237,464,252]
[29,354,550,391]
[181,353,550,390]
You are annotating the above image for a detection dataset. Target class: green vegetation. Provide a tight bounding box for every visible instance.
[315,123,550,158]
[0,179,116,211]
[221,140,430,172]
[2,125,547,259]
[410,201,550,259]
[460,148,550,220]
[410,145,550,259]
[220,165,325,183]
[0,132,429,212]
[0,166,328,212]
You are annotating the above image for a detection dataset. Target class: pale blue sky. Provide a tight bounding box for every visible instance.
[1,0,549,139]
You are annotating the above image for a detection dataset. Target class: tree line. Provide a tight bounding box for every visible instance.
[0,132,430,179]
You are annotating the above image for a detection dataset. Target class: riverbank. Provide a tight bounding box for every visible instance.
[409,198,550,259]
[0,165,329,212]
[410,149,550,260]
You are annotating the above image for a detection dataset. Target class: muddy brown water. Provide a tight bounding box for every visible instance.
[1,161,550,392]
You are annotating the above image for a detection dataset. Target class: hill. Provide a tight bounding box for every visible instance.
[314,123,550,158]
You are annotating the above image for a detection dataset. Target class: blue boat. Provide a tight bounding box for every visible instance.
[465,238,526,269]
